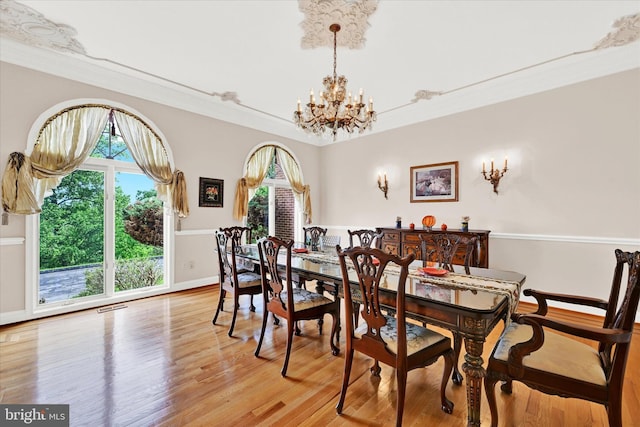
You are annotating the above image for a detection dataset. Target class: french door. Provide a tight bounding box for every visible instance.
[37,159,166,308]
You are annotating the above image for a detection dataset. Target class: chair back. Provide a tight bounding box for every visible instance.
[347,229,382,249]
[600,250,640,379]
[320,235,341,253]
[303,226,327,251]
[338,246,415,361]
[420,233,477,273]
[215,230,239,287]
[257,236,295,315]
[220,226,252,245]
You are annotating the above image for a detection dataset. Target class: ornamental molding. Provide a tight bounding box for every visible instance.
[412,90,443,103]
[412,12,640,104]
[594,13,640,50]
[298,0,378,49]
[0,0,85,54]
[211,91,241,104]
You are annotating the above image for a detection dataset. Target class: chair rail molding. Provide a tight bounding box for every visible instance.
[0,237,26,246]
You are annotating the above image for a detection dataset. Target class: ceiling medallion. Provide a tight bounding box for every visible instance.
[298,0,378,49]
[594,13,640,49]
[294,23,376,139]
[0,0,85,54]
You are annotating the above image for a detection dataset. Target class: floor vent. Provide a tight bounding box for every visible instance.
[97,304,127,313]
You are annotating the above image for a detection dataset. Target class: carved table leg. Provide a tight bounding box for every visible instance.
[462,324,487,427]
[315,280,325,334]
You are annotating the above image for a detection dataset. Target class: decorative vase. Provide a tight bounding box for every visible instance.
[422,215,436,230]
[461,216,470,232]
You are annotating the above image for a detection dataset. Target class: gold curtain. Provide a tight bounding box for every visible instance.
[113,110,189,217]
[1,104,189,218]
[232,145,312,223]
[276,149,312,223]
[1,105,110,214]
[232,145,275,220]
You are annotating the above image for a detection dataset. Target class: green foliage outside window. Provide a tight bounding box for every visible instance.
[247,186,268,242]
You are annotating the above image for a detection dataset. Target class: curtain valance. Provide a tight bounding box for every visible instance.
[232,145,312,223]
[1,105,189,217]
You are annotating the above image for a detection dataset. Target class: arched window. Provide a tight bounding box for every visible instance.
[1,100,189,314]
[235,144,311,242]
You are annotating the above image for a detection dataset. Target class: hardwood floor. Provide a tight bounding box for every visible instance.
[1,286,638,426]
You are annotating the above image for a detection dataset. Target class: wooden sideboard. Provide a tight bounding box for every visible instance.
[376,227,491,268]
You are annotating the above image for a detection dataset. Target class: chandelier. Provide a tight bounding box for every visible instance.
[293,23,376,139]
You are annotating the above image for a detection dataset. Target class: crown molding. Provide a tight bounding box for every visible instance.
[1,37,638,146]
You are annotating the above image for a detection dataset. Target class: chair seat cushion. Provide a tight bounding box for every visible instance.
[282,288,335,311]
[493,322,606,386]
[236,272,262,288]
[355,315,449,356]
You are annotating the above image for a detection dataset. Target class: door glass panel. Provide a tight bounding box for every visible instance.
[39,169,105,304]
[115,172,163,292]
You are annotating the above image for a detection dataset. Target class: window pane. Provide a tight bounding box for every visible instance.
[39,169,105,303]
[115,172,164,292]
[90,120,134,162]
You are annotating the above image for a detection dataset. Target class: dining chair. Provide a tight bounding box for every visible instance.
[419,233,478,385]
[220,226,254,274]
[336,245,455,426]
[254,236,340,377]
[484,249,640,427]
[219,226,252,246]
[319,235,341,253]
[347,228,382,249]
[420,233,478,274]
[303,226,327,251]
[212,230,263,337]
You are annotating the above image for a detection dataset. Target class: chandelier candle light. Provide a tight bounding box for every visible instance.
[482,157,508,194]
[294,23,376,139]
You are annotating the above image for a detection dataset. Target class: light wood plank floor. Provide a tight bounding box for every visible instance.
[1,286,638,426]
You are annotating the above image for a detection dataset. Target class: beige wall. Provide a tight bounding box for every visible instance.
[1,62,639,323]
[0,62,320,321]
[317,69,640,316]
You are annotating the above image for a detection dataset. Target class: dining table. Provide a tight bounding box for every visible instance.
[233,244,526,427]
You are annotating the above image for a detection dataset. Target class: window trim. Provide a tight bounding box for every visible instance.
[25,99,176,319]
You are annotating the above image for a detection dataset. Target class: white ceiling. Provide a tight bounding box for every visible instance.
[1,0,639,145]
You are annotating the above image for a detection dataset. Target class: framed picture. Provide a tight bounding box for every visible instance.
[410,161,459,203]
[199,177,223,207]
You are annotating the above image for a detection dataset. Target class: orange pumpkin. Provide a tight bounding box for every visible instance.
[422,215,436,228]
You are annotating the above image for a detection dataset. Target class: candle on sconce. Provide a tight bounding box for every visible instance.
[482,161,486,173]
[310,89,314,103]
[369,97,374,110]
[504,156,508,169]
[491,158,494,171]
[297,99,301,113]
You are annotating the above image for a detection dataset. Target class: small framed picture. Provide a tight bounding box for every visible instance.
[199,177,223,207]
[410,161,459,203]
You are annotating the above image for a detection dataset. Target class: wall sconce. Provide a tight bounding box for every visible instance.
[482,157,508,194]
[377,173,388,199]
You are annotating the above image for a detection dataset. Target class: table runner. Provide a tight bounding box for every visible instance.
[292,250,521,318]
